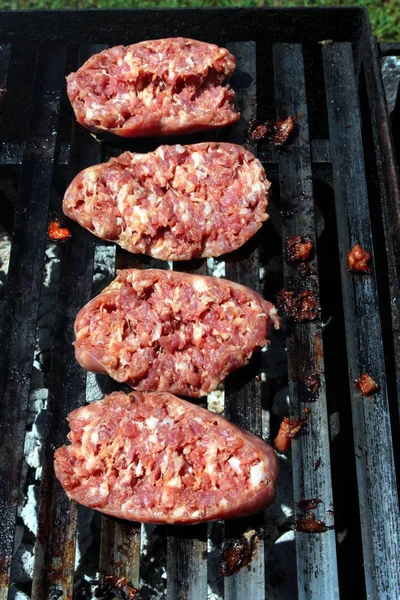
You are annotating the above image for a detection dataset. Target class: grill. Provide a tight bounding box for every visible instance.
[0,8,399,600]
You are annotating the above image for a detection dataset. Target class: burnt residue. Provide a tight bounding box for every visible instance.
[297,498,322,511]
[295,512,328,533]
[95,575,139,600]
[219,529,264,577]
[248,115,295,145]
[285,235,313,263]
[297,262,315,278]
[298,373,321,402]
[276,289,321,322]
[314,457,322,471]
[274,416,308,452]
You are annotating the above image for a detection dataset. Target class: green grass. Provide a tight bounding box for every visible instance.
[1,0,399,42]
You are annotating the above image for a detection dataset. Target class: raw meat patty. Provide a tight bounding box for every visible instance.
[66,38,239,137]
[74,269,279,397]
[63,142,270,261]
[54,391,279,524]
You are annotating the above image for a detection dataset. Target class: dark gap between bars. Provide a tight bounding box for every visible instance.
[31,45,101,600]
[0,45,66,600]
[322,41,400,599]
[272,42,339,600]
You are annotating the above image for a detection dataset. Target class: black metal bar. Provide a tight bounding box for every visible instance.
[379,42,400,57]
[221,41,266,600]
[31,45,102,600]
[0,45,66,600]
[323,41,400,599]
[273,42,339,600]
[0,44,11,133]
[363,36,400,417]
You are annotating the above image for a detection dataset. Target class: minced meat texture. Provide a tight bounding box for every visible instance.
[63,142,270,261]
[74,269,280,398]
[54,391,279,524]
[66,38,239,137]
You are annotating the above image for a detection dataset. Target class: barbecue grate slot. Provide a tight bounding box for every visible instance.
[0,8,399,600]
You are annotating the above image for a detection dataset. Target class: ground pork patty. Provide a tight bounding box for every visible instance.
[74,269,280,397]
[54,391,279,524]
[66,38,239,137]
[63,143,270,261]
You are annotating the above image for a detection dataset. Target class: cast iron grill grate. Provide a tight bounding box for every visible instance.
[0,8,399,600]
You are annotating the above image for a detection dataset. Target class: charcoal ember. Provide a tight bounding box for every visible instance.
[95,575,138,600]
[295,512,327,533]
[347,243,371,273]
[355,373,379,396]
[285,235,313,262]
[248,115,295,145]
[219,529,264,577]
[276,289,321,322]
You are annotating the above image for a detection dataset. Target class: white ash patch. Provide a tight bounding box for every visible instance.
[207,257,225,278]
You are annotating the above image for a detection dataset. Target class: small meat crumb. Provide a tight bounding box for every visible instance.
[348,244,371,273]
[95,575,138,600]
[48,219,72,241]
[355,373,379,396]
[276,289,321,322]
[274,416,307,452]
[248,115,295,145]
[285,235,313,262]
[295,512,327,533]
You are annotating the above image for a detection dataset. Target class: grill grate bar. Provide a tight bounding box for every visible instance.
[223,41,266,600]
[167,260,208,600]
[0,45,66,600]
[323,42,400,598]
[273,42,339,600]
[31,45,102,600]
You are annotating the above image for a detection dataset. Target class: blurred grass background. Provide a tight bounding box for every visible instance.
[1,0,399,41]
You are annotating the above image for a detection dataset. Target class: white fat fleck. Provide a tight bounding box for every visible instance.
[85,108,95,120]
[133,205,149,224]
[257,313,266,318]
[175,144,185,154]
[90,431,99,444]
[135,461,143,477]
[251,181,264,194]
[145,416,159,430]
[148,434,158,444]
[158,147,165,161]
[165,476,181,488]
[228,457,242,474]
[116,217,123,226]
[176,361,189,372]
[193,278,209,293]
[191,151,203,169]
[191,510,200,518]
[204,202,212,215]
[172,506,186,518]
[219,498,228,507]
[250,462,266,487]
[193,325,203,341]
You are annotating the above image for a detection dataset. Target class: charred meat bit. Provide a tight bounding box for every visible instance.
[219,530,263,577]
[249,115,295,146]
[95,575,138,600]
[348,244,371,273]
[297,498,322,511]
[304,374,321,394]
[48,220,72,241]
[295,511,327,533]
[274,416,307,452]
[303,407,311,415]
[355,373,379,396]
[285,235,313,263]
[276,289,321,322]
